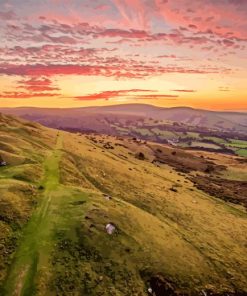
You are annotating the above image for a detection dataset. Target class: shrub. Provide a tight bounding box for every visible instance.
[38,185,45,190]
[136,152,145,160]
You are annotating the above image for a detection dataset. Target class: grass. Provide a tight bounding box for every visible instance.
[151,128,176,139]
[134,128,153,136]
[178,132,200,139]
[2,134,62,295]
[223,139,247,157]
[0,128,89,296]
[55,132,247,294]
[229,139,247,146]
[236,149,247,157]
[190,141,221,149]
[1,133,81,296]
[0,114,247,295]
[203,136,227,144]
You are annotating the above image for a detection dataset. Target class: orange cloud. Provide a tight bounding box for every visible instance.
[74,89,178,101]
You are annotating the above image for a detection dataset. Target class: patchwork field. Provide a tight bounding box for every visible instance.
[0,113,246,296]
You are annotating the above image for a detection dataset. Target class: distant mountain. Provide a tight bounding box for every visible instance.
[0,104,247,134]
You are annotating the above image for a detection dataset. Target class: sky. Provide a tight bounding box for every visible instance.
[0,0,246,110]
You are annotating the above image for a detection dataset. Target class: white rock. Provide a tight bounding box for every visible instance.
[106,223,116,235]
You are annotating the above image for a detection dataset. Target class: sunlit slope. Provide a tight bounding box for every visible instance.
[57,132,247,295]
[0,113,246,296]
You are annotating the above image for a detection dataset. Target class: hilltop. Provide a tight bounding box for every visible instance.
[0,113,247,296]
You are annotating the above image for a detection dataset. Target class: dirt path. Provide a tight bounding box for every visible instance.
[3,133,63,296]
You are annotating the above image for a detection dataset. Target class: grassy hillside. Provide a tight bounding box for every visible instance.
[0,113,246,296]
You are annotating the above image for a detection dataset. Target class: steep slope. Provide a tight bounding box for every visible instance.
[0,113,58,291]
[0,104,246,133]
[0,113,246,296]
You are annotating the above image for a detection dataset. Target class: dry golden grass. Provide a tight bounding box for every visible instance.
[59,132,247,293]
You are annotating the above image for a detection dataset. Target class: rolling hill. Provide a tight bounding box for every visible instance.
[0,113,247,296]
[0,104,247,134]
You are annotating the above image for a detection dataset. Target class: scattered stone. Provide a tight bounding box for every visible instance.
[147,287,153,294]
[103,194,112,200]
[0,155,6,166]
[170,187,178,193]
[106,223,116,235]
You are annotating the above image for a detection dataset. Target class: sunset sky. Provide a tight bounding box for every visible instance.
[0,0,246,110]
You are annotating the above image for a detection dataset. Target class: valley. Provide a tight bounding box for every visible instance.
[1,104,246,158]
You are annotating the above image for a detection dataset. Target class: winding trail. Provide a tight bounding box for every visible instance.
[3,133,63,296]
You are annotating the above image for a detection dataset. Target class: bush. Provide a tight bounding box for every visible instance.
[38,185,45,190]
[205,165,214,174]
[136,152,145,160]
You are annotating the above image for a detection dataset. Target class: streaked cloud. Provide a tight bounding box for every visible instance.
[74,89,178,101]
[0,0,246,109]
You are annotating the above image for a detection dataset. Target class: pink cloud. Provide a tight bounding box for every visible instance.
[0,62,231,79]
[0,10,16,20]
[17,77,59,92]
[154,0,247,40]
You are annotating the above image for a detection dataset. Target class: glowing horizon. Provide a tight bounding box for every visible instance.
[0,0,246,111]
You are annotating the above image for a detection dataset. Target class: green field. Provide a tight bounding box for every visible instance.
[236,149,247,157]
[190,141,221,149]
[203,136,227,144]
